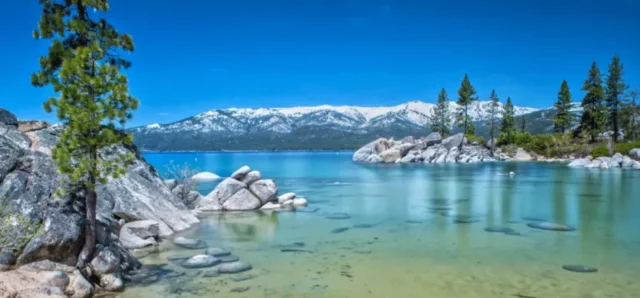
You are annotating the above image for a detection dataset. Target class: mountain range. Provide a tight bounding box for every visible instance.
[130,101,579,151]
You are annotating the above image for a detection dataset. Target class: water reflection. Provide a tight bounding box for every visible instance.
[199,211,279,242]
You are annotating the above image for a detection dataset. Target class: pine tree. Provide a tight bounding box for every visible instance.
[605,54,627,142]
[487,89,500,153]
[455,74,478,135]
[553,80,573,133]
[520,116,526,132]
[621,89,638,141]
[500,97,517,144]
[32,0,139,269]
[579,62,606,142]
[428,88,452,136]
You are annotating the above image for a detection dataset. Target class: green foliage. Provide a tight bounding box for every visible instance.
[0,199,42,255]
[621,89,639,141]
[32,1,138,189]
[487,89,500,149]
[605,54,627,142]
[464,134,485,145]
[455,74,478,135]
[613,141,640,155]
[553,80,573,133]
[428,88,452,136]
[579,61,606,142]
[506,132,584,157]
[590,145,610,158]
[500,97,517,144]
[520,116,526,132]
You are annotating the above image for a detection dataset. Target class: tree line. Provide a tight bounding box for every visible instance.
[428,55,639,152]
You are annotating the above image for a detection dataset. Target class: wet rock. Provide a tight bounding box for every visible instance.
[453,217,481,224]
[99,273,124,292]
[204,248,231,257]
[522,217,547,222]
[230,166,251,180]
[562,265,598,273]
[222,188,262,211]
[229,274,253,282]
[277,192,296,204]
[260,202,281,210]
[527,222,576,231]
[292,198,308,206]
[484,227,515,233]
[218,262,252,274]
[240,170,261,185]
[230,286,250,292]
[119,220,159,249]
[203,270,220,278]
[326,213,351,220]
[165,271,185,279]
[218,255,240,263]
[280,248,312,253]
[167,255,191,264]
[248,179,278,205]
[331,227,349,234]
[174,237,206,249]
[405,220,423,224]
[89,247,120,278]
[181,255,221,269]
[504,230,522,236]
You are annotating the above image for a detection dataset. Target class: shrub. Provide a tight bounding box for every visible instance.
[464,134,485,146]
[590,145,609,158]
[613,141,640,155]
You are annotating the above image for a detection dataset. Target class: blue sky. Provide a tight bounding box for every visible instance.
[1,0,639,127]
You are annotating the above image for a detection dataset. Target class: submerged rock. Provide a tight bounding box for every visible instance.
[218,262,252,274]
[204,248,231,257]
[181,255,221,269]
[527,222,576,231]
[484,226,514,233]
[174,237,206,249]
[218,255,240,263]
[325,213,351,220]
[331,227,349,234]
[562,265,598,273]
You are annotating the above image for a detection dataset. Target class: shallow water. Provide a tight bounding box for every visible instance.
[125,151,640,298]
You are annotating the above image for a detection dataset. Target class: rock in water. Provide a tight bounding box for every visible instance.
[204,248,231,257]
[230,286,250,292]
[352,138,385,163]
[174,237,206,249]
[629,148,640,161]
[292,198,308,206]
[231,165,251,180]
[442,133,464,150]
[379,148,402,163]
[222,188,262,211]
[89,247,121,278]
[181,255,221,269]
[484,227,514,233]
[331,227,349,234]
[240,170,261,185]
[527,222,576,231]
[562,265,598,273]
[218,255,240,263]
[277,192,296,204]
[218,262,252,274]
[260,202,282,210]
[326,213,351,220]
[204,178,247,205]
[248,179,278,204]
[192,172,220,181]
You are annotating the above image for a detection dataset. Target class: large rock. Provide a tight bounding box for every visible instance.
[445,147,460,163]
[433,146,448,163]
[0,108,18,127]
[621,156,636,168]
[173,237,206,249]
[424,132,442,147]
[442,133,464,150]
[629,148,640,161]
[204,178,247,205]
[17,121,50,133]
[240,170,261,185]
[222,188,262,211]
[400,150,421,163]
[230,166,251,180]
[421,146,438,163]
[353,138,384,163]
[119,220,159,249]
[379,148,402,163]
[585,159,602,168]
[277,192,296,204]
[568,158,590,167]
[248,179,278,204]
[89,247,121,278]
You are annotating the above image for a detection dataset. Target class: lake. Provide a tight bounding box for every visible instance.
[120,151,640,298]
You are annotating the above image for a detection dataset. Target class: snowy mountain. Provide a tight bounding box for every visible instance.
[132,100,539,136]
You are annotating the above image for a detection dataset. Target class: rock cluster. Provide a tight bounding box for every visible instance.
[353,133,501,164]
[567,152,640,170]
[194,166,307,211]
[0,109,199,296]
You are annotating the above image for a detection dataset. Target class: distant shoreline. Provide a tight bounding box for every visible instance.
[141,149,356,154]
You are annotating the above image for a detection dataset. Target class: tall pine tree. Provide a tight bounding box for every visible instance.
[500,97,517,144]
[579,62,605,142]
[32,0,139,268]
[553,80,573,133]
[605,54,627,142]
[456,74,478,135]
[520,116,526,133]
[621,89,638,141]
[487,89,500,153]
[428,88,451,136]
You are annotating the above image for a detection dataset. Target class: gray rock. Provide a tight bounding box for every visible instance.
[163,179,178,190]
[2,125,32,150]
[0,108,18,127]
[442,133,464,150]
[240,170,261,185]
[292,198,308,206]
[0,133,22,182]
[367,154,383,163]
[230,165,251,180]
[182,255,221,269]
[191,172,220,181]
[433,146,448,163]
[204,248,231,257]
[568,158,590,167]
[260,202,282,210]
[352,139,380,163]
[277,192,296,204]
[621,156,635,168]
[218,261,252,274]
[374,138,391,153]
[67,270,93,298]
[629,148,640,161]
[379,148,402,163]
[595,156,611,164]
[89,247,121,277]
[203,178,246,205]
[585,159,602,168]
[203,270,220,277]
[401,136,415,144]
[99,273,124,291]
[445,147,460,163]
[230,286,250,292]
[174,237,206,249]
[421,146,438,163]
[424,132,442,147]
[248,179,278,204]
[17,121,50,133]
[222,188,262,211]
[218,255,240,263]
[119,220,159,249]
[486,138,496,149]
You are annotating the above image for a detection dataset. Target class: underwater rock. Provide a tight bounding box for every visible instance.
[174,237,206,249]
[326,213,351,220]
[484,227,514,233]
[203,270,220,278]
[218,262,252,274]
[229,274,253,282]
[331,227,349,234]
[218,255,240,263]
[562,265,598,273]
[527,222,576,231]
[353,224,374,229]
[230,286,250,292]
[204,248,231,257]
[181,255,221,269]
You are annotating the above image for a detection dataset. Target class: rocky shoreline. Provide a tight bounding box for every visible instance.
[567,151,640,169]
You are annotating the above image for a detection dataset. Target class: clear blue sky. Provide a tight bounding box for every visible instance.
[1,0,639,127]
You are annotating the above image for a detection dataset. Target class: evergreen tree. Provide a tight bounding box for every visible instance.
[553,80,573,133]
[579,62,606,142]
[605,54,627,142]
[487,89,500,153]
[500,97,517,144]
[621,89,638,141]
[428,88,451,136]
[32,0,139,269]
[455,74,478,135]
[520,116,526,132]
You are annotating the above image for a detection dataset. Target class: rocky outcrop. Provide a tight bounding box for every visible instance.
[195,166,307,212]
[629,148,640,161]
[17,120,50,133]
[568,152,640,170]
[0,109,199,294]
[353,133,503,164]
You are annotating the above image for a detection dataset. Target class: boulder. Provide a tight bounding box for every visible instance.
[277,192,296,204]
[401,136,415,144]
[260,202,281,210]
[374,138,391,153]
[424,132,442,147]
[99,273,124,291]
[585,159,602,168]
[445,147,460,163]
[119,220,159,249]
[433,146,448,163]
[595,156,611,164]
[629,148,640,161]
[230,166,251,180]
[442,133,464,150]
[292,198,308,206]
[379,148,402,163]
[399,150,420,163]
[421,146,438,163]
[218,262,252,274]
[163,179,178,190]
[222,188,262,211]
[173,237,206,249]
[485,138,496,149]
[353,139,380,163]
[568,158,590,167]
[204,178,247,205]
[191,172,220,181]
[367,154,383,163]
[182,255,221,269]
[0,108,18,127]
[248,179,277,204]
[89,247,121,278]
[621,156,636,168]
[66,270,93,298]
[240,170,261,185]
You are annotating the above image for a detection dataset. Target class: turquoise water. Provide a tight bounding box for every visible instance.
[126,151,640,298]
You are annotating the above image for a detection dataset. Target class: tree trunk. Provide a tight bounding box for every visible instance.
[76,149,98,270]
[464,104,468,134]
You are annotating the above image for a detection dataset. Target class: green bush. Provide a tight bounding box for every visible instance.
[613,141,640,155]
[464,134,485,146]
[590,145,609,158]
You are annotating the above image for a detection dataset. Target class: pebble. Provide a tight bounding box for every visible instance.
[204,248,231,257]
[230,286,250,293]
[218,255,240,263]
[326,213,351,220]
[218,262,252,274]
[527,222,576,232]
[562,265,598,273]
[331,227,349,234]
